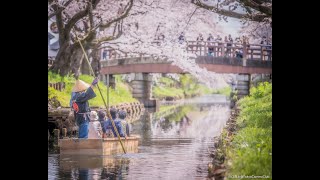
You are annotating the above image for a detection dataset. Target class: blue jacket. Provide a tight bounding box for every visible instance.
[103,118,125,137]
[70,87,96,125]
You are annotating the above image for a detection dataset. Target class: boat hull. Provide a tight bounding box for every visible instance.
[59,136,139,155]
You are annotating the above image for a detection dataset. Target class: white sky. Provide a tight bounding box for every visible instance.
[199,0,245,37]
[218,17,243,37]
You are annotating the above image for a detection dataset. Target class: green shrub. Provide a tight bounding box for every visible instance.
[226,82,272,179]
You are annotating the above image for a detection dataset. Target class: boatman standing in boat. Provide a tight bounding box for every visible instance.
[70,78,98,138]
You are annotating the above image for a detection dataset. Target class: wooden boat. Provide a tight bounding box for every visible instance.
[59,135,139,155]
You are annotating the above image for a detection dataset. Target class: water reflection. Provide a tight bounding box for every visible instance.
[48,95,230,179]
[149,104,230,138]
[54,155,130,180]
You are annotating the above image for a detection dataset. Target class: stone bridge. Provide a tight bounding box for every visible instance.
[100,56,271,75]
[98,41,272,107]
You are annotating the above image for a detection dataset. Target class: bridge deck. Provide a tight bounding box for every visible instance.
[100,56,271,74]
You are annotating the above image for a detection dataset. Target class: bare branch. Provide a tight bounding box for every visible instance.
[48,0,73,20]
[52,3,66,43]
[88,1,94,28]
[130,11,147,16]
[96,22,123,44]
[94,33,122,44]
[242,0,272,16]
[100,0,134,30]
[64,5,90,38]
[91,0,101,8]
[112,22,118,36]
[185,7,198,29]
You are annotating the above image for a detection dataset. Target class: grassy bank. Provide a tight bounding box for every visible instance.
[153,74,226,99]
[212,86,231,97]
[48,71,137,108]
[225,82,272,178]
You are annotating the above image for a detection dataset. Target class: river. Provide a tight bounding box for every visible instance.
[48,94,230,179]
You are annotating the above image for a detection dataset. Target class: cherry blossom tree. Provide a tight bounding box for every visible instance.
[48,0,271,88]
[101,0,233,88]
[48,0,133,77]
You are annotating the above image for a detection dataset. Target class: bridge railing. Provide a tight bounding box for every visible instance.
[99,41,272,61]
[186,41,272,61]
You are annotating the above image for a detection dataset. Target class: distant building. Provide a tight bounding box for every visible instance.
[48,17,59,57]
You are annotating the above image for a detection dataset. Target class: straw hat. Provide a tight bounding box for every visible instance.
[72,80,90,92]
[90,111,98,121]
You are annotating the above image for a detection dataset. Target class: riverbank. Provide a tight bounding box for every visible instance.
[153,74,230,100]
[208,82,272,179]
[48,71,138,108]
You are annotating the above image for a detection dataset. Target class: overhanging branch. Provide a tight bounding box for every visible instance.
[100,0,133,30]
[64,5,90,37]
[192,0,269,22]
[48,0,74,20]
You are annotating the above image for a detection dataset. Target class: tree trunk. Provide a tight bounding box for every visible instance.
[50,41,90,78]
[90,47,101,77]
[50,42,73,76]
[80,56,91,76]
[70,47,86,79]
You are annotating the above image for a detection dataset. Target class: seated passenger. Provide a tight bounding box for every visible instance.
[104,108,125,138]
[118,110,130,137]
[88,111,103,139]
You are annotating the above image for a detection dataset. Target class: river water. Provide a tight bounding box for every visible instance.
[48,94,230,179]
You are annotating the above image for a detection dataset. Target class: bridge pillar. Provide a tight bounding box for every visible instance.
[251,74,272,86]
[235,73,251,99]
[100,74,116,89]
[130,73,158,108]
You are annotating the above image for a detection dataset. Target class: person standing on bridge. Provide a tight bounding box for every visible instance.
[216,35,223,56]
[235,37,242,55]
[102,50,108,60]
[224,36,229,57]
[266,37,272,61]
[70,78,98,138]
[260,36,268,60]
[197,33,204,41]
[227,34,233,57]
[235,49,243,59]
[207,33,215,56]
[196,33,204,55]
[178,32,186,44]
